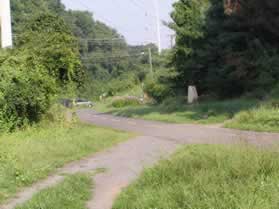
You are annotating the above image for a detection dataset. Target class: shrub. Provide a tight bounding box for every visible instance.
[226,105,279,132]
[107,74,137,97]
[144,79,173,103]
[0,55,57,131]
[111,97,142,108]
[81,73,138,100]
[0,13,83,131]
[41,104,72,125]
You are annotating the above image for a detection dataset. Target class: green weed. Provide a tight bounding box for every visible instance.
[16,173,92,209]
[0,123,131,203]
[97,99,257,124]
[113,145,279,209]
[226,105,279,132]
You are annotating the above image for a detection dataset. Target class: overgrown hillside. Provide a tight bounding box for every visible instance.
[0,0,156,131]
[11,0,155,99]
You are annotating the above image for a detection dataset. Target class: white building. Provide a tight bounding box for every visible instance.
[0,0,13,48]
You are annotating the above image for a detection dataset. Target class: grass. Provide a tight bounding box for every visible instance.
[113,145,279,209]
[15,173,92,209]
[116,85,143,98]
[96,98,257,124]
[0,123,131,203]
[226,105,279,132]
[97,95,279,133]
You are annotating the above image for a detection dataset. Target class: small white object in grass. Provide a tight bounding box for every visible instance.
[188,86,199,104]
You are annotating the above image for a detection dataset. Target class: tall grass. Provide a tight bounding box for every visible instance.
[226,105,279,132]
[97,98,257,124]
[16,173,92,209]
[0,123,131,203]
[113,145,279,209]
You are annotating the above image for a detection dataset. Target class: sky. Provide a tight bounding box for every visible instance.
[62,0,176,49]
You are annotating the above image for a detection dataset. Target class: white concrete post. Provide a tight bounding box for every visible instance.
[0,0,13,48]
[188,86,199,104]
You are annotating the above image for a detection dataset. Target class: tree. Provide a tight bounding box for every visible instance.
[16,13,84,85]
[170,0,210,92]
[0,13,83,131]
[171,0,279,98]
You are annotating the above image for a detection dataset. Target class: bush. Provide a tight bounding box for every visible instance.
[107,74,138,97]
[226,105,279,132]
[41,104,72,125]
[0,54,57,131]
[111,97,142,108]
[0,13,83,132]
[144,78,173,103]
[81,73,139,100]
[143,67,176,103]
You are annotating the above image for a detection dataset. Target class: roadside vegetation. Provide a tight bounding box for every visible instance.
[113,145,279,209]
[0,121,131,203]
[1,0,279,208]
[96,97,257,124]
[15,173,92,209]
[4,0,279,134]
[0,12,82,132]
[96,0,279,133]
[225,103,279,132]
[97,95,279,132]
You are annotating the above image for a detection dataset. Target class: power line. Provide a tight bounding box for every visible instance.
[67,0,120,37]
[70,0,135,36]
[82,52,144,61]
[128,0,162,54]
[68,0,165,51]
[128,0,155,45]
[129,0,156,19]
[80,38,125,43]
[81,38,124,41]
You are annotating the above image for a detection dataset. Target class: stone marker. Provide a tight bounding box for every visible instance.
[188,86,198,104]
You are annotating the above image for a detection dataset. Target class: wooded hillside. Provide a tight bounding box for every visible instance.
[171,0,279,98]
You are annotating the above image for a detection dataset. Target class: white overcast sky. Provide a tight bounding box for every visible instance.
[62,0,176,48]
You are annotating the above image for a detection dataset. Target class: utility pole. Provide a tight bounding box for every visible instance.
[0,0,13,48]
[153,0,162,54]
[148,47,154,76]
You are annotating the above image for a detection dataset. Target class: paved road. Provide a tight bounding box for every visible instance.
[78,109,279,147]
[2,109,278,209]
[77,109,279,209]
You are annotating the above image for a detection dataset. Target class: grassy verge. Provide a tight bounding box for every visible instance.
[15,173,92,209]
[0,123,131,203]
[225,105,279,132]
[113,145,279,209]
[96,98,257,124]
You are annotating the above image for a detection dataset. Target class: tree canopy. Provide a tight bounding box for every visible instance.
[171,0,279,98]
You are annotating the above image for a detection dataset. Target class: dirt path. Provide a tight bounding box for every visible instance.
[1,136,177,209]
[1,109,279,209]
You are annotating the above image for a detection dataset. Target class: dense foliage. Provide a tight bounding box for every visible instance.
[0,12,81,131]
[0,0,156,130]
[171,0,279,98]
[11,0,148,99]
